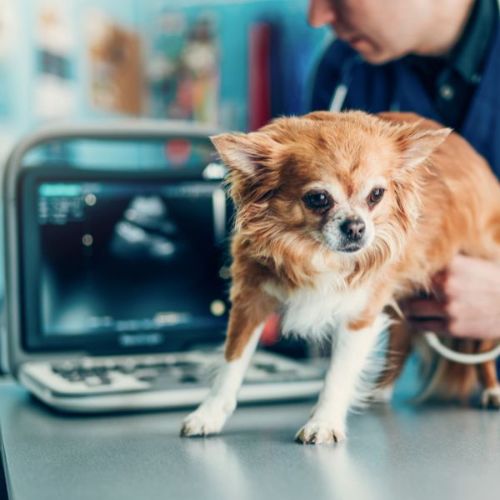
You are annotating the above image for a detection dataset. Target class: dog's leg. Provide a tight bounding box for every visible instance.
[372,318,412,402]
[296,313,388,445]
[181,291,276,437]
[477,341,500,409]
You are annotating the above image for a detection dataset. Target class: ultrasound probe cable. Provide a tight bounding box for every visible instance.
[423,331,500,364]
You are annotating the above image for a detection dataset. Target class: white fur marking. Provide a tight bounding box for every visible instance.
[296,314,390,444]
[281,273,370,340]
[180,324,263,437]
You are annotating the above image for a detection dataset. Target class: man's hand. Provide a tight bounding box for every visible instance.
[404,254,500,339]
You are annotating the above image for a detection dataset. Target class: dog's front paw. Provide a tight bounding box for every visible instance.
[295,419,346,445]
[481,386,500,410]
[180,402,229,437]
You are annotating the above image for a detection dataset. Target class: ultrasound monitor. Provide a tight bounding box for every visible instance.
[19,168,230,353]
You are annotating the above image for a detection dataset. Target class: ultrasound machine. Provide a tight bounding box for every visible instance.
[1,121,323,412]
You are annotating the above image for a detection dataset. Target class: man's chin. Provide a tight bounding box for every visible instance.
[351,43,395,65]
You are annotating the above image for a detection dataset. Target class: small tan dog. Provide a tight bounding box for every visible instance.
[181,111,500,444]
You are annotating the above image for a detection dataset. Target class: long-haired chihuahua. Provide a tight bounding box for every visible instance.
[180,111,500,444]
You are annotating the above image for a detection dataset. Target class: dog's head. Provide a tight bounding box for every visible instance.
[212,111,450,267]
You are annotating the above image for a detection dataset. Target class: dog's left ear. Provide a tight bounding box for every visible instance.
[210,132,278,177]
[396,126,452,170]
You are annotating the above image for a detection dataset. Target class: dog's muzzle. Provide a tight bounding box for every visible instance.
[322,216,368,253]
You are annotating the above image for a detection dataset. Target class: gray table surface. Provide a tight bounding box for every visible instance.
[0,375,499,500]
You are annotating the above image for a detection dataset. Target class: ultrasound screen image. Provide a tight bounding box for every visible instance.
[37,180,229,337]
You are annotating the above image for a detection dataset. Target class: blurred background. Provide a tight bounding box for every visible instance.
[0,0,328,158]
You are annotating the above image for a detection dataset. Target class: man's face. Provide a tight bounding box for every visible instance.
[308,0,430,64]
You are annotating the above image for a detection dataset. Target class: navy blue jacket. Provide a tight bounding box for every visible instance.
[311,19,500,178]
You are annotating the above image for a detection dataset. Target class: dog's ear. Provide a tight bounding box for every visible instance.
[395,124,452,170]
[210,132,280,176]
[210,132,281,204]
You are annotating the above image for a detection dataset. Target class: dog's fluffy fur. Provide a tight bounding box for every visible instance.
[180,111,500,444]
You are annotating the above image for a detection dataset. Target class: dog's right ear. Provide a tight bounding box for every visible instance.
[210,132,282,205]
[210,132,279,177]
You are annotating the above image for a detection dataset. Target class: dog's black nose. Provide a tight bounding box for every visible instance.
[340,218,365,241]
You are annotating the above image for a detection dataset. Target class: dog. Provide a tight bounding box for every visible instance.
[180,110,500,444]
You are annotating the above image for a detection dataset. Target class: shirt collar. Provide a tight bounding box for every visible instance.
[448,0,498,83]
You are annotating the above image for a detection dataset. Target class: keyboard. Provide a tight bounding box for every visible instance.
[19,350,325,413]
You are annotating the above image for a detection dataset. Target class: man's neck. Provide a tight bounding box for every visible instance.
[413,0,475,57]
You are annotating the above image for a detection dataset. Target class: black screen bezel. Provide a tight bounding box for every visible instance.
[17,166,229,354]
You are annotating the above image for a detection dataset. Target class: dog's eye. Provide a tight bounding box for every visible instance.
[367,187,385,206]
[303,190,333,211]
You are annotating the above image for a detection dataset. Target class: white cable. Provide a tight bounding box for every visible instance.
[329,83,349,112]
[423,331,500,365]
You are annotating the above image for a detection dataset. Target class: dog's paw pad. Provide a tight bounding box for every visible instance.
[481,386,500,410]
[295,420,345,445]
[180,407,227,437]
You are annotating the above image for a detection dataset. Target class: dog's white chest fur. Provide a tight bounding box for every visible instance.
[265,274,371,339]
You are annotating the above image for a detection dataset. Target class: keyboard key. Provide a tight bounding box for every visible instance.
[52,361,77,375]
[173,361,199,369]
[66,372,84,383]
[115,360,137,374]
[98,376,112,385]
[85,376,104,387]
[134,369,160,382]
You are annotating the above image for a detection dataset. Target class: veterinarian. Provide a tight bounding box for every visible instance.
[308,0,500,341]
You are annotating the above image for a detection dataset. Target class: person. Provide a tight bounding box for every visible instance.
[306,0,500,342]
